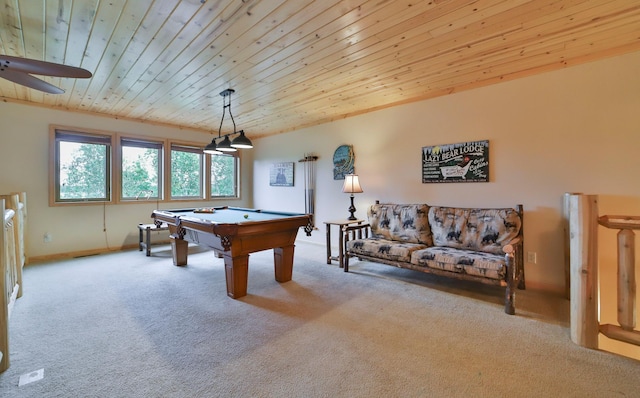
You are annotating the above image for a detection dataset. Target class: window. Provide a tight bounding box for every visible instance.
[50,125,241,205]
[170,144,204,199]
[120,138,163,200]
[53,129,112,203]
[210,153,238,197]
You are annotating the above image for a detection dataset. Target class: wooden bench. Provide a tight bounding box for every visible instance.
[138,223,169,256]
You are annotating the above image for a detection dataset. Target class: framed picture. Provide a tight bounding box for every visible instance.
[270,162,294,186]
[422,140,489,183]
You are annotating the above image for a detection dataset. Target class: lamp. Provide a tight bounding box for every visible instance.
[342,174,363,220]
[231,130,253,148]
[216,135,236,152]
[203,139,221,154]
[203,88,253,154]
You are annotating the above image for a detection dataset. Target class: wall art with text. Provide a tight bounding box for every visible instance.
[422,140,489,183]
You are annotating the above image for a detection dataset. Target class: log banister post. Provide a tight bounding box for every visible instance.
[569,194,599,349]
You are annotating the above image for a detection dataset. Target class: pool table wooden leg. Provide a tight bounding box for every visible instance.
[224,254,249,298]
[170,235,188,266]
[273,245,295,282]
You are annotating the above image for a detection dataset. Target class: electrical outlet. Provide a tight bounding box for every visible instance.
[44,233,52,243]
[527,251,537,264]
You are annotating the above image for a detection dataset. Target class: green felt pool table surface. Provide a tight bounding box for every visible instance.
[161,207,303,223]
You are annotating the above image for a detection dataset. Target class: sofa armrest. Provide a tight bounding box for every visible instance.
[342,223,371,272]
[343,223,371,243]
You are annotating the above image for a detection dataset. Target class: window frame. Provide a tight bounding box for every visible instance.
[49,125,242,206]
[49,126,115,206]
[119,136,165,202]
[168,142,206,201]
[208,151,240,198]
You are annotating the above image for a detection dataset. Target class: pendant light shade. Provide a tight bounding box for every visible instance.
[216,135,236,152]
[230,130,253,148]
[203,138,222,155]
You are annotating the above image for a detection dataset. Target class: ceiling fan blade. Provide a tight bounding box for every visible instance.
[0,55,92,78]
[0,69,65,94]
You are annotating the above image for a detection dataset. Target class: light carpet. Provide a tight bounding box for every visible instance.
[1,241,639,397]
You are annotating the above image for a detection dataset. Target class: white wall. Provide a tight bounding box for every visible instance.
[252,50,640,294]
[0,106,253,257]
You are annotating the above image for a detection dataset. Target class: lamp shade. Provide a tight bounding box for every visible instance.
[203,138,222,155]
[342,174,363,194]
[216,135,237,152]
[230,130,253,148]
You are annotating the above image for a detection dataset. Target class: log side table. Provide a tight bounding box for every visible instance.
[324,219,364,268]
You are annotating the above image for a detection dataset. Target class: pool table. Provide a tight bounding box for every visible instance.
[151,207,313,298]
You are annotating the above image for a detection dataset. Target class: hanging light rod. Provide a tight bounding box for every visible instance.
[203,89,253,155]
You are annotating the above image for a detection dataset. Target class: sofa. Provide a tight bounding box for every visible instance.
[343,202,525,314]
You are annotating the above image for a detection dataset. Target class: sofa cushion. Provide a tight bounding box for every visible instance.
[428,206,521,255]
[367,203,432,245]
[410,247,506,281]
[347,237,428,263]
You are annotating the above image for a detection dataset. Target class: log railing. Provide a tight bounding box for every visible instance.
[569,194,640,350]
[0,192,27,298]
[1,199,17,372]
[0,192,27,373]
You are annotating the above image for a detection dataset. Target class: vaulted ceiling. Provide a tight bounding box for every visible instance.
[1,0,639,139]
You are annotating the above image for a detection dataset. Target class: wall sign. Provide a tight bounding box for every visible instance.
[270,162,294,186]
[422,140,489,183]
[333,144,355,180]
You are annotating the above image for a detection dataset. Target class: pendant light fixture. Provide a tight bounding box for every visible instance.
[203,88,253,154]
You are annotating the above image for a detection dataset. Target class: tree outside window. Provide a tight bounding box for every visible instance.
[55,130,111,202]
[121,139,162,200]
[211,153,237,197]
[171,145,204,199]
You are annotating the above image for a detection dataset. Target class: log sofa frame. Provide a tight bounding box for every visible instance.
[344,202,525,314]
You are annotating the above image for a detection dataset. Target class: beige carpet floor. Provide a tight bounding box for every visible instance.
[1,241,639,397]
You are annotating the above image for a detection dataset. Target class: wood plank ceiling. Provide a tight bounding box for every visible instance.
[1,0,639,139]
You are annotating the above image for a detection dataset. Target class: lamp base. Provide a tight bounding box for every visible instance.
[347,195,357,220]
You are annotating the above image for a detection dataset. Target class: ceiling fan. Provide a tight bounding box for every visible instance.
[0,55,92,94]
